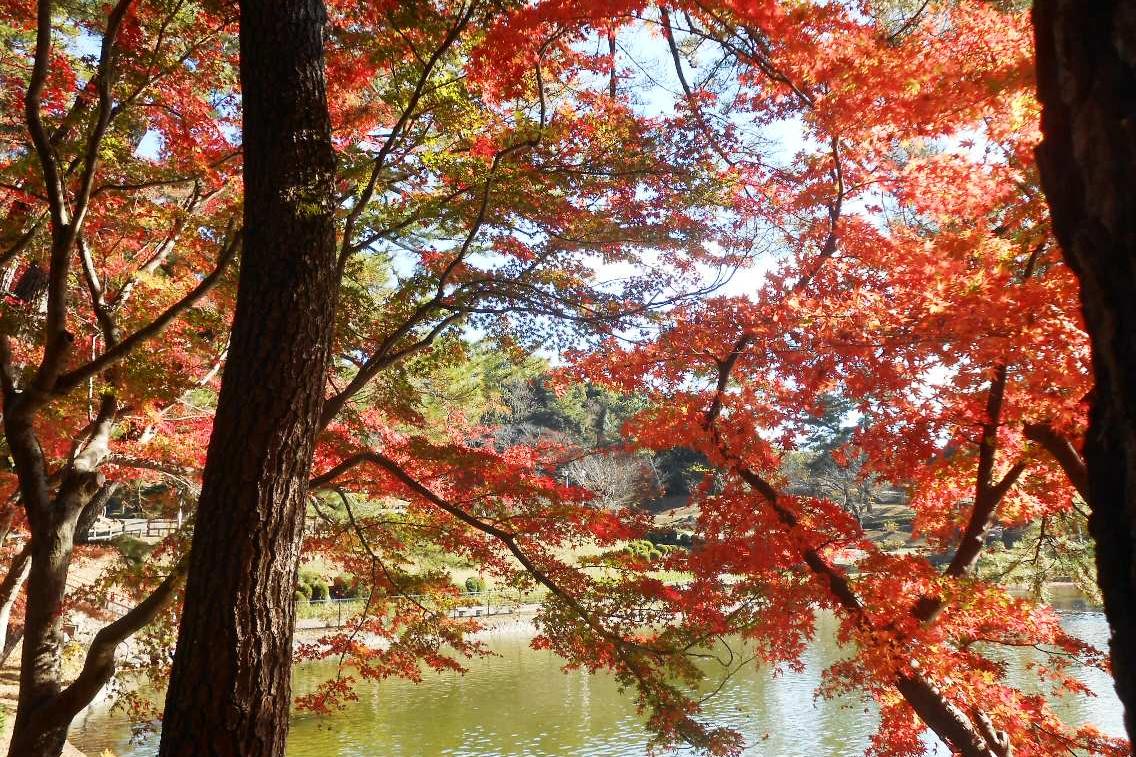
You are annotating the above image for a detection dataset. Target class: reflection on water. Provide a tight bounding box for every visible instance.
[71,611,1123,756]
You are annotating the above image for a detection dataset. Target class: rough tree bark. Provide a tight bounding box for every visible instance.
[1033,0,1136,743]
[157,0,338,754]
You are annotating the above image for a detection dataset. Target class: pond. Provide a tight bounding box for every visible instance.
[71,610,1123,756]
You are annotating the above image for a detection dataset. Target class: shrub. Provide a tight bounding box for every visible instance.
[464,576,486,593]
[294,590,309,605]
[309,578,330,602]
[647,529,680,546]
[295,581,312,601]
[625,539,662,561]
[112,535,154,565]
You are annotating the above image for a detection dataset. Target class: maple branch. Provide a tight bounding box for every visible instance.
[339,0,479,266]
[108,454,200,481]
[703,384,1005,755]
[29,0,136,399]
[911,367,1028,627]
[322,89,557,429]
[312,451,605,622]
[943,365,1024,579]
[728,457,1000,755]
[0,335,19,403]
[346,184,469,255]
[697,131,844,423]
[78,234,118,346]
[0,215,46,267]
[52,226,240,395]
[72,0,137,233]
[661,7,696,101]
[885,0,932,43]
[90,173,201,199]
[0,346,52,526]
[800,134,845,286]
[608,29,618,98]
[110,183,213,312]
[681,8,816,109]
[942,459,1027,580]
[660,6,746,179]
[328,488,452,651]
[0,542,32,610]
[704,335,751,428]
[311,451,712,712]
[327,38,559,430]
[13,560,188,745]
[309,453,382,489]
[24,0,67,233]
[318,309,464,428]
[1023,421,1088,501]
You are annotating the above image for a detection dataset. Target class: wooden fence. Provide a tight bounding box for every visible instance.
[85,517,181,543]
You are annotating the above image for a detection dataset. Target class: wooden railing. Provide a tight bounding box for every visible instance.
[85,517,181,543]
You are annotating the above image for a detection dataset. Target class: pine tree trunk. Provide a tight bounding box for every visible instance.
[1033,0,1136,743]
[157,0,338,754]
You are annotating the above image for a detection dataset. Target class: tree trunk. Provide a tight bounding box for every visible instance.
[1033,0,1136,743]
[157,0,338,754]
[5,397,115,757]
[72,482,116,545]
[11,505,87,755]
[1,624,24,667]
[0,543,31,655]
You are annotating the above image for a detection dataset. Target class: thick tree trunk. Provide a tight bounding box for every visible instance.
[157,1,338,754]
[1033,0,1136,744]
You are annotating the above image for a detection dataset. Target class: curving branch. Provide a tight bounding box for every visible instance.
[1024,421,1088,501]
[23,0,67,232]
[338,0,480,267]
[702,379,1006,755]
[942,365,1025,580]
[311,451,682,678]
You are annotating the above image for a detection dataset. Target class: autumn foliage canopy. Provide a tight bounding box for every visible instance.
[0,0,1126,756]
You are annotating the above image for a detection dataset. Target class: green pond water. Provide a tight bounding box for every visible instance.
[71,610,1123,756]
